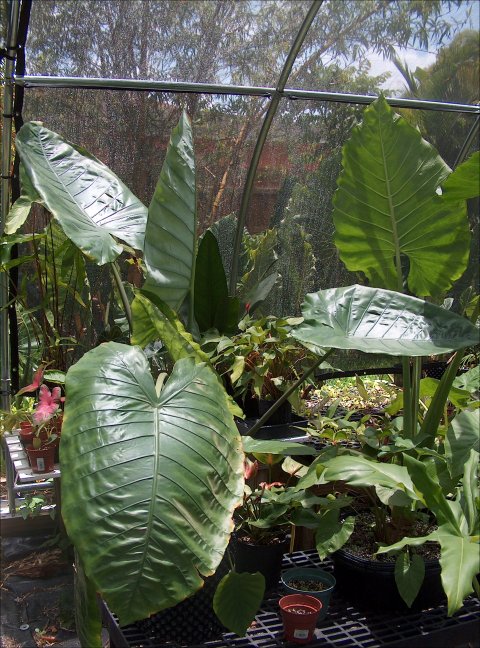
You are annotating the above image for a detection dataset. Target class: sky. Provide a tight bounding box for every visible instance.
[371,0,480,93]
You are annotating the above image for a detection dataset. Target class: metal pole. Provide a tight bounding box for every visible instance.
[1,0,21,411]
[14,75,480,115]
[229,0,323,294]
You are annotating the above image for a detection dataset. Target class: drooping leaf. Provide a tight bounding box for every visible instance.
[213,571,265,636]
[315,510,355,559]
[242,436,317,457]
[394,552,425,608]
[333,95,470,296]
[436,523,480,616]
[460,450,479,537]
[73,551,103,648]
[322,454,416,499]
[16,122,147,264]
[292,285,478,357]
[61,344,244,626]
[143,112,196,311]
[445,409,480,478]
[4,163,43,234]
[442,151,480,201]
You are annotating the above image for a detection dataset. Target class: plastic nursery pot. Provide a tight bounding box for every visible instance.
[279,593,322,644]
[281,567,336,622]
[231,533,290,591]
[25,444,56,473]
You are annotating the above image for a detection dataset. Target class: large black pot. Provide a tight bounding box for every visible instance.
[135,555,228,645]
[235,413,309,440]
[333,549,444,612]
[232,533,290,591]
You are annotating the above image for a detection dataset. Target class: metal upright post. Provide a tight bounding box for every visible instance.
[0,0,21,411]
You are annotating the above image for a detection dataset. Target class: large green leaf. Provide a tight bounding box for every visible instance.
[143,112,196,311]
[321,454,416,499]
[442,152,480,201]
[292,285,479,356]
[61,343,244,626]
[15,122,147,264]
[241,437,317,457]
[213,571,265,636]
[333,95,470,297]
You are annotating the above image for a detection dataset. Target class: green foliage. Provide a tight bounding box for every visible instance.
[61,343,244,626]
[213,571,265,637]
[333,96,471,297]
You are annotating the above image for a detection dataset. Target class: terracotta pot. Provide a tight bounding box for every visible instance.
[26,444,56,473]
[19,422,35,446]
[279,593,322,644]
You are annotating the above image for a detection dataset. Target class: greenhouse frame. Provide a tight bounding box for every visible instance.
[1,1,479,647]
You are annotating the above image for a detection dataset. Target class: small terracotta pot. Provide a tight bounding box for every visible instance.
[279,594,322,644]
[19,422,35,446]
[26,444,56,473]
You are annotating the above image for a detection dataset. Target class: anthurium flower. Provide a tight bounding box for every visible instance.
[33,385,61,424]
[16,364,45,396]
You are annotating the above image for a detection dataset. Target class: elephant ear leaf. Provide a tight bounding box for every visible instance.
[61,343,244,626]
[292,285,479,357]
[15,122,147,264]
[333,95,470,297]
[143,111,196,312]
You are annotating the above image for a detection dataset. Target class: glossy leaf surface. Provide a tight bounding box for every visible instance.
[333,96,470,296]
[445,409,480,478]
[292,285,479,356]
[61,343,243,625]
[143,112,196,311]
[194,230,230,332]
[16,122,147,264]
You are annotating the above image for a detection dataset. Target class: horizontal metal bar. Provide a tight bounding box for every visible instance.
[15,75,480,115]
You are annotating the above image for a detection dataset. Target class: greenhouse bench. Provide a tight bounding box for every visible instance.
[100,550,480,648]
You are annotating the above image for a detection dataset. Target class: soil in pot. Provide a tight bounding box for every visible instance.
[333,512,444,611]
[232,532,290,591]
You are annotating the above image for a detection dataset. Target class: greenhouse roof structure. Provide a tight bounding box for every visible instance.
[1,0,479,407]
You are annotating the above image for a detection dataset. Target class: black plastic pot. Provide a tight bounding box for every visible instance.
[232,533,290,591]
[135,555,228,645]
[333,549,444,612]
[235,413,309,440]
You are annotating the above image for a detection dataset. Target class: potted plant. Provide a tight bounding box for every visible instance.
[279,593,322,644]
[10,103,478,646]
[203,314,321,437]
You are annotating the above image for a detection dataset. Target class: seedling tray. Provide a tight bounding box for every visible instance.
[101,550,480,648]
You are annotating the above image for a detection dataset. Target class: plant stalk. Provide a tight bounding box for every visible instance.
[248,349,333,438]
[111,262,132,334]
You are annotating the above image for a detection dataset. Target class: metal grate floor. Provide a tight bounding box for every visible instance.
[102,550,480,648]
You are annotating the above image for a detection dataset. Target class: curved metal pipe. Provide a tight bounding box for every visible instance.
[228,0,323,294]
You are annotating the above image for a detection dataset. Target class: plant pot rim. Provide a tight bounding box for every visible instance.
[279,593,322,613]
[281,566,336,593]
[334,547,441,570]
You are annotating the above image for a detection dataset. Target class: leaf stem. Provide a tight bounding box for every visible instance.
[111,262,132,334]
